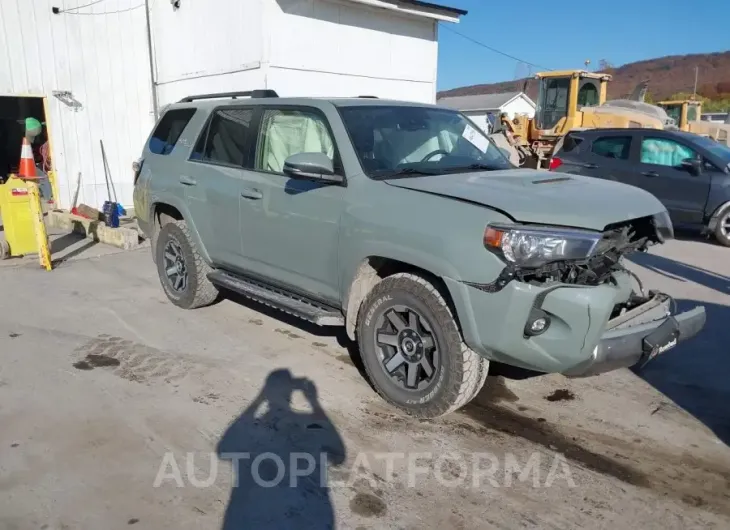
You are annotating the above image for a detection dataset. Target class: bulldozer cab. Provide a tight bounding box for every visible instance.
[533,70,611,134]
[657,100,702,130]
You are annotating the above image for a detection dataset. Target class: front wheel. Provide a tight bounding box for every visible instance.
[155,220,218,309]
[713,207,730,247]
[357,273,489,418]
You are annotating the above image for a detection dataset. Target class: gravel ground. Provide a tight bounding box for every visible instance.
[0,234,728,530]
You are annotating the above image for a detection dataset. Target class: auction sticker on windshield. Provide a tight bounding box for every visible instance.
[462,124,490,153]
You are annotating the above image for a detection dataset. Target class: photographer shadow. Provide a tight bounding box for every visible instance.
[217,369,346,530]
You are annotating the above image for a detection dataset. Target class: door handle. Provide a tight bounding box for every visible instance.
[241,188,263,200]
[179,175,197,186]
[583,163,598,169]
[641,171,659,178]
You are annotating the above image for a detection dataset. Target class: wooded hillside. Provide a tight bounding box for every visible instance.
[438,52,730,112]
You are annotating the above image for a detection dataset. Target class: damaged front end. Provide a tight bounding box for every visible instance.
[466,210,705,376]
[471,211,673,293]
[562,289,706,377]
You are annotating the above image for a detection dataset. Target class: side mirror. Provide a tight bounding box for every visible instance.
[680,158,703,176]
[282,153,342,183]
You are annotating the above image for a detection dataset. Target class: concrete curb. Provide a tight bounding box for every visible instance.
[46,210,145,251]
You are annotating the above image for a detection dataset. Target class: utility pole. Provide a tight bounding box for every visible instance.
[144,0,160,121]
[693,66,699,98]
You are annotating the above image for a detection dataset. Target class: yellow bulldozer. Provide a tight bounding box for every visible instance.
[491,70,683,168]
[656,99,730,146]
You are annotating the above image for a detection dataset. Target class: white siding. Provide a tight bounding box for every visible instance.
[502,96,535,119]
[149,0,266,105]
[151,0,438,106]
[0,0,446,209]
[156,69,267,110]
[268,0,437,102]
[0,0,154,210]
[267,67,436,102]
[462,111,490,134]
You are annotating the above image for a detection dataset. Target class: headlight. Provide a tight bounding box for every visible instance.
[652,210,674,242]
[484,224,602,268]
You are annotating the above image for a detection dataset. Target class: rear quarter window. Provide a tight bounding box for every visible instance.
[559,133,584,153]
[148,108,196,155]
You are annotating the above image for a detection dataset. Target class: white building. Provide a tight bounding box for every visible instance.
[437,91,536,134]
[0,0,465,211]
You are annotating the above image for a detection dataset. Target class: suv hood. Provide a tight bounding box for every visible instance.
[385,169,666,231]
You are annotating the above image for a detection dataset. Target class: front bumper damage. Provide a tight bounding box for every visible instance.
[563,292,706,377]
[447,271,706,377]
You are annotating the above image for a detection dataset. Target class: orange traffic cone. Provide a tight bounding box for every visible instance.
[18,137,38,179]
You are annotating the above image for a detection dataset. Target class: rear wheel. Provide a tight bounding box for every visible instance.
[155,220,218,309]
[357,273,489,418]
[713,207,730,247]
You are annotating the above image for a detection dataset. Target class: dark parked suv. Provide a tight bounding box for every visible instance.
[550,128,730,246]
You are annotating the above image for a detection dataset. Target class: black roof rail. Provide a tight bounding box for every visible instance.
[357,95,379,98]
[178,89,279,103]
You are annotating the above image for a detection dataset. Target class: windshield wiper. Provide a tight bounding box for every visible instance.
[372,167,442,180]
[438,163,502,173]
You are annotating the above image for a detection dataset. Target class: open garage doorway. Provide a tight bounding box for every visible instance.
[0,95,54,201]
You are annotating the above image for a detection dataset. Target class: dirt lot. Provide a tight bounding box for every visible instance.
[0,234,729,529]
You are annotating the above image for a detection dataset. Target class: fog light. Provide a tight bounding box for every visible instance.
[524,310,551,336]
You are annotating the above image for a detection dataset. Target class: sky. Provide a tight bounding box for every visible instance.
[436,0,730,91]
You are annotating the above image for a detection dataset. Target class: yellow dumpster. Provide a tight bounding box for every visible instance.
[0,175,39,259]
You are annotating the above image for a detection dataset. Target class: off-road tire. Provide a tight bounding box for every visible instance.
[155,220,218,309]
[713,206,730,247]
[357,272,489,418]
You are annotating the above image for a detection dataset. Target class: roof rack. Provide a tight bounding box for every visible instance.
[357,95,379,98]
[178,89,279,103]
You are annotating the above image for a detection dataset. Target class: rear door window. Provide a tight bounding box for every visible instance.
[191,108,255,167]
[591,136,631,160]
[148,108,196,155]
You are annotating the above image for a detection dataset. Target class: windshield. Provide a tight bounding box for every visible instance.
[535,77,570,130]
[692,134,730,163]
[339,105,513,179]
[687,103,699,122]
[663,104,682,125]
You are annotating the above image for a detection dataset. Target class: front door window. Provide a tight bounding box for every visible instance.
[640,137,696,167]
[255,109,336,174]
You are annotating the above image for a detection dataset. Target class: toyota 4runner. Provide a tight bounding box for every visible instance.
[133,90,707,418]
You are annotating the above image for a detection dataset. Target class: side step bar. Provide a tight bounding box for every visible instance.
[208,270,344,326]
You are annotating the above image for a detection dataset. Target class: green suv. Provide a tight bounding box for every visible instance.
[133,90,706,418]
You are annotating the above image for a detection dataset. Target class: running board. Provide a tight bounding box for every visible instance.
[208,270,344,326]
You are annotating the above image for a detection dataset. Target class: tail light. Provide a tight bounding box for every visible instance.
[548,157,563,171]
[133,157,144,185]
